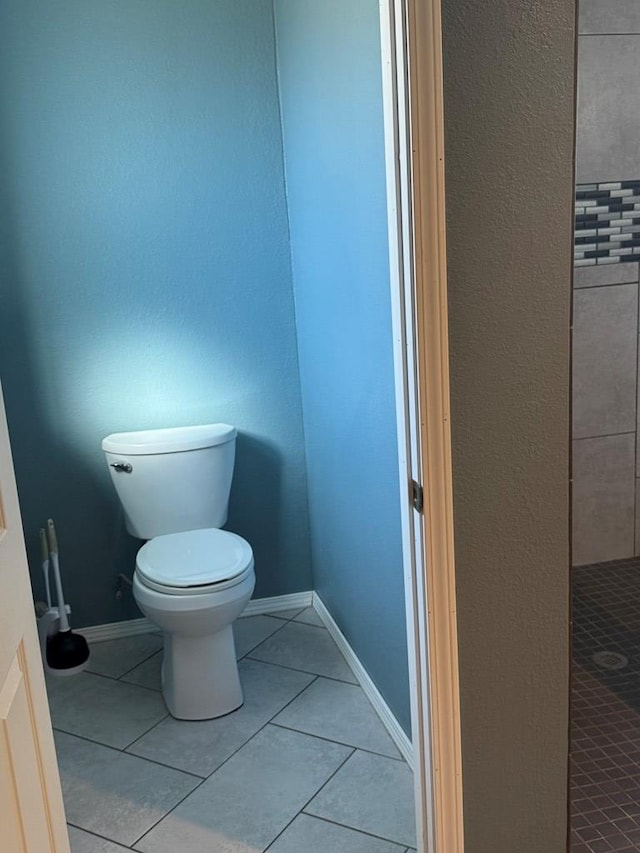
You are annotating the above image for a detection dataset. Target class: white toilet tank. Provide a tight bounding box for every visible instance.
[102,424,237,539]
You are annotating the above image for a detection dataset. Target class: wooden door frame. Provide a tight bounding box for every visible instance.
[380,1,464,850]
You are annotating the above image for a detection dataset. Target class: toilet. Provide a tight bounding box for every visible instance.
[102,424,255,721]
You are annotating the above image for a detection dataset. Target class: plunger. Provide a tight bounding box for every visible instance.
[45,518,90,671]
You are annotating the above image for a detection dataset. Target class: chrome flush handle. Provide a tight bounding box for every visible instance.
[110,462,132,473]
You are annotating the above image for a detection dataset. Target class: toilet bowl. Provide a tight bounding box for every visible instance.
[133,528,255,720]
[102,424,255,721]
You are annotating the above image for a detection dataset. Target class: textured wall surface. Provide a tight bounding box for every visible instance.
[441,0,574,849]
[0,0,312,626]
[274,0,410,733]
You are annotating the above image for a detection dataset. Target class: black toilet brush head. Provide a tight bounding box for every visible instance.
[46,628,90,670]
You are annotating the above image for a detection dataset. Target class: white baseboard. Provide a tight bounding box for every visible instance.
[81,616,154,643]
[80,591,313,643]
[312,593,414,768]
[242,590,312,617]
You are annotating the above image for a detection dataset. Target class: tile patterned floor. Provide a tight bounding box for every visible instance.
[48,607,416,853]
[572,560,640,852]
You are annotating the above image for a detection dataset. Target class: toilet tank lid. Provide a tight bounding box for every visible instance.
[102,424,236,455]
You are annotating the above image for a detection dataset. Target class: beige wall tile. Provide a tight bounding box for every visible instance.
[577,35,640,183]
[574,263,639,289]
[573,283,638,439]
[572,433,635,565]
[579,1,640,35]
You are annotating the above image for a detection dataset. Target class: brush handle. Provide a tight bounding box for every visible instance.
[39,527,49,561]
[47,521,69,632]
[40,528,51,608]
[43,560,51,609]
[50,552,70,632]
[46,518,58,555]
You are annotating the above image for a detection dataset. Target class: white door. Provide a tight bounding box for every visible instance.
[0,381,70,851]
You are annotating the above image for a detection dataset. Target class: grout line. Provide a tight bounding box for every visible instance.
[117,647,164,682]
[573,431,636,442]
[236,618,290,660]
[269,720,405,761]
[289,619,326,630]
[262,675,319,724]
[123,711,171,754]
[269,608,306,622]
[579,32,640,37]
[77,667,163,696]
[298,811,415,849]
[574,280,640,290]
[53,727,204,780]
[262,746,356,852]
[244,654,358,685]
[66,821,133,851]
[130,776,209,849]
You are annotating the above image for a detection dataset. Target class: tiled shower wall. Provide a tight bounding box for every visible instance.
[572,2,640,566]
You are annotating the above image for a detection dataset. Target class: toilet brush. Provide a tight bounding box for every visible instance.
[45,518,90,672]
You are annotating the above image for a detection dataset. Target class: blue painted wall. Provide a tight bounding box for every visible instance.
[0,0,409,733]
[274,0,410,733]
[0,0,312,626]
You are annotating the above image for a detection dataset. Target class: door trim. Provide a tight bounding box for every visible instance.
[380,1,464,850]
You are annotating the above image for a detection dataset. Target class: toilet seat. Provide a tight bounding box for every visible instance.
[136,528,254,596]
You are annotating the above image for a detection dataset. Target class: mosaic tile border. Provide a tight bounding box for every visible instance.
[575,181,640,267]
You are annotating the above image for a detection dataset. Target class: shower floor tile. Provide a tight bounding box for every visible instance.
[49,606,414,852]
[572,559,640,852]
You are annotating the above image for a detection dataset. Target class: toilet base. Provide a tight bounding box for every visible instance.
[161,625,243,720]
[132,561,255,721]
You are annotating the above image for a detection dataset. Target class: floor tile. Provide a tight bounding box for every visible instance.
[68,826,131,852]
[306,749,416,848]
[293,606,324,627]
[249,621,357,683]
[273,677,400,758]
[120,651,162,691]
[86,634,163,680]
[55,731,200,847]
[128,659,314,776]
[234,614,285,658]
[47,672,167,749]
[135,724,352,853]
[571,559,640,851]
[266,813,407,853]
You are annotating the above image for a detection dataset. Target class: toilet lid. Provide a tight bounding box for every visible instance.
[136,528,253,589]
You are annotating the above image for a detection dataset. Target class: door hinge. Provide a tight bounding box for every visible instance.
[411,479,424,513]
